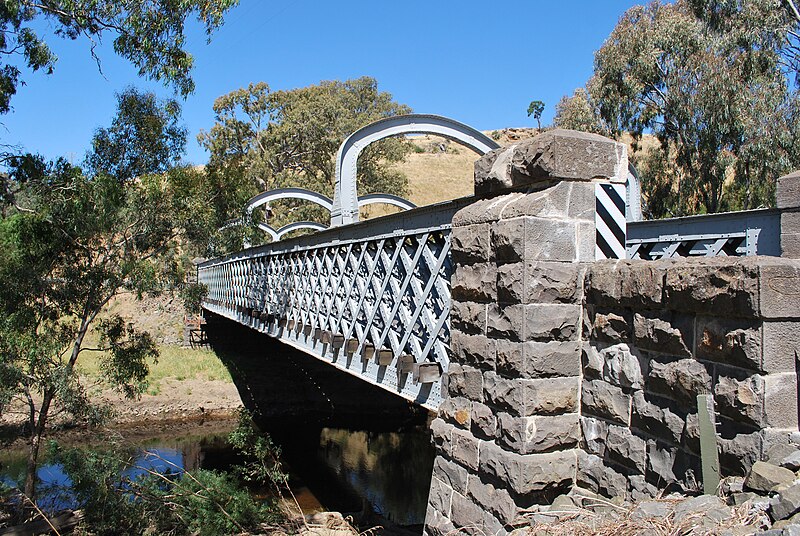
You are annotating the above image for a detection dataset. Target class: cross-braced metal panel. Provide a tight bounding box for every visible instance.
[198,200,469,411]
[626,208,781,259]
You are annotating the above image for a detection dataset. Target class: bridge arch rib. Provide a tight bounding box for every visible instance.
[245,187,334,214]
[331,114,501,226]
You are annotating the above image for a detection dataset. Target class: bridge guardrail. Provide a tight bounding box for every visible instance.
[198,198,474,410]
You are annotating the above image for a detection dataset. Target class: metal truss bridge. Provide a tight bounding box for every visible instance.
[198,115,781,411]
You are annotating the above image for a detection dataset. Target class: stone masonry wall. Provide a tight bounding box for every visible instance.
[424,132,800,535]
[581,256,800,499]
[425,130,628,535]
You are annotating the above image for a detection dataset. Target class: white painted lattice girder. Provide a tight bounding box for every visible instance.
[198,218,454,410]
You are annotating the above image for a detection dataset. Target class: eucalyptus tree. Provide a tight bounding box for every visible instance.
[0,89,214,506]
[0,0,238,115]
[554,0,800,218]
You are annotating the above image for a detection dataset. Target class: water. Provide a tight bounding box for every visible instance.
[0,422,435,528]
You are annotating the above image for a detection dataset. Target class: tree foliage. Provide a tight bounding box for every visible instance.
[558,0,800,217]
[0,0,238,114]
[527,100,545,130]
[198,76,412,251]
[0,89,212,505]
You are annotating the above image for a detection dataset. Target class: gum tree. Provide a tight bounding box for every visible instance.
[0,89,214,507]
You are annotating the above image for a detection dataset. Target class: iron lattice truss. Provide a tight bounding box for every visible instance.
[199,226,453,410]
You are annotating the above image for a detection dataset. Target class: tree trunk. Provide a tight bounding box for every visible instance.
[23,390,53,506]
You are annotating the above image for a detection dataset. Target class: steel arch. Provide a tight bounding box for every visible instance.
[258,221,328,241]
[358,193,417,211]
[331,114,500,226]
[246,187,334,214]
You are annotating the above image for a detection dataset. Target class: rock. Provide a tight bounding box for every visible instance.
[782,451,800,472]
[771,482,800,521]
[581,379,631,425]
[593,311,631,342]
[673,495,732,526]
[648,358,712,407]
[603,343,644,389]
[721,476,745,495]
[773,511,800,529]
[746,462,796,493]
[715,374,764,427]
[549,494,579,514]
[631,500,673,520]
[732,492,761,505]
[634,313,692,357]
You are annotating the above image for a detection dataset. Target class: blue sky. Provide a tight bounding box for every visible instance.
[1,1,642,166]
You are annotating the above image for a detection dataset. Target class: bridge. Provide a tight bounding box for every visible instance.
[197,117,800,534]
[197,114,783,412]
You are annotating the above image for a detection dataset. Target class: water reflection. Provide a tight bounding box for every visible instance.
[278,427,435,527]
[0,425,435,528]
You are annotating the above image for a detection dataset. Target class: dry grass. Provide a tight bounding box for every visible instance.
[512,497,767,536]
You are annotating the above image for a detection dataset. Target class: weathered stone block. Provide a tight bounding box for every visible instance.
[486,304,523,341]
[433,456,469,495]
[451,224,491,264]
[491,217,525,263]
[446,363,484,401]
[696,316,761,370]
[782,232,800,259]
[633,312,692,357]
[424,504,455,536]
[581,416,609,457]
[576,450,629,498]
[719,432,761,476]
[492,217,577,263]
[451,332,495,372]
[577,221,596,263]
[500,179,572,220]
[478,441,577,496]
[497,413,580,454]
[587,260,665,309]
[452,193,516,227]
[496,262,524,304]
[581,379,631,425]
[449,491,486,532]
[524,303,581,341]
[631,391,684,445]
[760,260,800,319]
[647,358,712,407]
[495,340,581,379]
[453,263,496,303]
[745,461,795,493]
[439,397,472,429]
[484,373,579,416]
[646,439,681,484]
[764,373,800,429]
[451,429,481,471]
[474,129,627,195]
[714,374,764,427]
[593,311,631,343]
[763,321,800,374]
[582,343,604,379]
[466,475,518,525]
[471,403,497,440]
[607,425,647,472]
[777,171,800,210]
[428,477,453,518]
[451,300,486,335]
[526,262,584,304]
[431,417,454,456]
[591,342,644,389]
[665,258,759,317]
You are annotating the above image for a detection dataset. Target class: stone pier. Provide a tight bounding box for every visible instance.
[424,130,800,534]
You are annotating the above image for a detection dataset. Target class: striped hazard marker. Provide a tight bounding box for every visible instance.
[595,183,627,260]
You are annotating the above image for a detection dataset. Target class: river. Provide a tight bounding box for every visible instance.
[0,418,435,531]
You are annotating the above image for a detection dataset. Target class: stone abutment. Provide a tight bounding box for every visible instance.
[424,130,800,534]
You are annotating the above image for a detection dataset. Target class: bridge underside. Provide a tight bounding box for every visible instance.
[203,312,430,430]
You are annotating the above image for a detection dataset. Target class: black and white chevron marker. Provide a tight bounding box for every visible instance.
[595,183,627,260]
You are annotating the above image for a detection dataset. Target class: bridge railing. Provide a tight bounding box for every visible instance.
[198,198,473,410]
[626,207,782,259]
